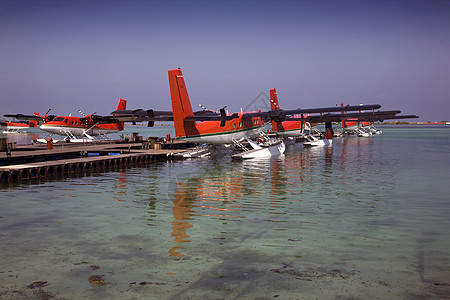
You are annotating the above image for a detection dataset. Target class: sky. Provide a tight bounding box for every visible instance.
[0,0,449,122]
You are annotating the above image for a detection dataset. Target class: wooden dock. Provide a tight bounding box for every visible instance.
[0,141,192,184]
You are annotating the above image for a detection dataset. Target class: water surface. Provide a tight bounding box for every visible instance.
[1,126,449,299]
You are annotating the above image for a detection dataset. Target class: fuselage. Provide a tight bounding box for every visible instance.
[40,116,122,137]
[177,113,264,144]
[272,120,304,137]
[342,120,371,132]
[0,120,38,129]
[269,89,311,137]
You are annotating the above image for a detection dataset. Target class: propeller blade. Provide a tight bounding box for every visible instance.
[220,107,226,127]
[147,109,155,127]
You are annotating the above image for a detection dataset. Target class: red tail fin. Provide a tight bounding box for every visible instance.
[270,88,283,132]
[168,69,198,138]
[115,98,127,130]
[340,102,346,129]
[325,128,333,139]
[270,88,280,110]
[116,98,127,111]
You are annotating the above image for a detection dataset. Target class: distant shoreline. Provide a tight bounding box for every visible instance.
[124,122,450,127]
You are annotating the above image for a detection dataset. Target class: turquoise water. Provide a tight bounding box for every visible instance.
[1,126,450,299]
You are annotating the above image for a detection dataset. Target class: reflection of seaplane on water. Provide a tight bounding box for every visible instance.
[5,99,127,143]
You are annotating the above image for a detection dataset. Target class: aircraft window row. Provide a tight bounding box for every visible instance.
[243,120,255,127]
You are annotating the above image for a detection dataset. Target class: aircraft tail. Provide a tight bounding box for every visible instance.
[325,128,333,139]
[168,69,198,138]
[340,102,346,128]
[270,88,283,132]
[115,98,127,131]
[270,88,280,110]
[116,98,127,111]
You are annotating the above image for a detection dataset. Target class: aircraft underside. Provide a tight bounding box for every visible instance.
[275,128,303,137]
[40,126,119,138]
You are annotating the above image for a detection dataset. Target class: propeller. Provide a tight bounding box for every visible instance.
[199,104,209,111]
[268,109,287,123]
[219,106,227,127]
[147,109,155,127]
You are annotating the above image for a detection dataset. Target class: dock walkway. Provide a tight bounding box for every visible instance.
[0,141,190,184]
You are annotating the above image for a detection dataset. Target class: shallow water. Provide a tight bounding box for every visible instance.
[1,126,450,299]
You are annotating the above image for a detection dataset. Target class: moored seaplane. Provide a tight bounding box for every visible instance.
[3,110,56,131]
[1,109,55,133]
[268,88,336,147]
[6,99,127,143]
[340,103,382,136]
[36,98,127,143]
[0,119,39,133]
[112,69,286,159]
[267,89,383,147]
[167,69,285,159]
[266,89,419,146]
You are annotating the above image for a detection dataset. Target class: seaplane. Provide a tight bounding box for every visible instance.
[265,89,419,146]
[5,99,128,143]
[37,98,127,143]
[111,69,286,159]
[342,119,375,137]
[168,69,287,159]
[268,88,336,147]
[108,69,419,154]
[267,89,376,146]
[1,109,56,133]
[3,110,57,134]
[0,119,39,133]
[4,110,55,124]
[340,103,382,136]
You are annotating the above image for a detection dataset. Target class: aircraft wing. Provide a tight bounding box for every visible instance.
[3,113,55,123]
[107,108,239,127]
[286,110,418,123]
[354,114,419,121]
[109,109,174,123]
[280,104,382,116]
[248,104,383,123]
[231,103,385,120]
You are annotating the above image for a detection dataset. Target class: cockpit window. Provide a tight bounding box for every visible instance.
[63,118,68,123]
[53,117,64,122]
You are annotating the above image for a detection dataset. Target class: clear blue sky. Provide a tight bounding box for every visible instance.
[1,0,449,122]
